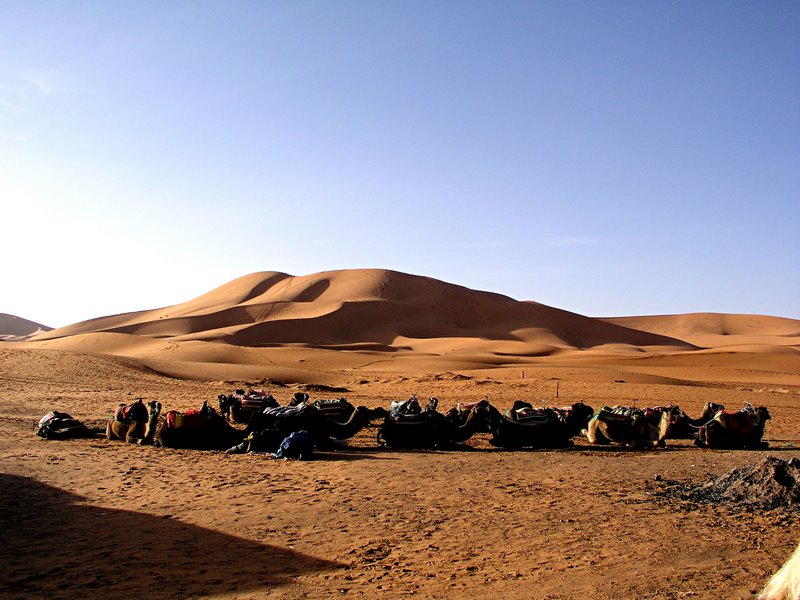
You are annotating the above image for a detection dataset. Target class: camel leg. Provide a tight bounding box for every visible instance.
[585,420,609,445]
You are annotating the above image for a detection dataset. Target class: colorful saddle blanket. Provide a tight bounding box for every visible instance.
[165,408,206,429]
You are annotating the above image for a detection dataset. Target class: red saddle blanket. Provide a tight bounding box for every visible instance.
[166,409,206,429]
[716,411,755,433]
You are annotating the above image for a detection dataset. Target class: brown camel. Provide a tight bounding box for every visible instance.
[584,405,679,448]
[107,400,162,445]
[695,403,772,449]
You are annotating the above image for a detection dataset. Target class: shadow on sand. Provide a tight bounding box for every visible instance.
[0,473,341,599]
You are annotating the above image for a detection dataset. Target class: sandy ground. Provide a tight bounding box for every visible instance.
[2,345,799,600]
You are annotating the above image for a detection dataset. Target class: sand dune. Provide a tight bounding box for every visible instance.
[30,269,692,357]
[0,313,52,340]
[604,313,800,350]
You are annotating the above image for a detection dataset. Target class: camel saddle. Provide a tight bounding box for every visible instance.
[113,401,143,423]
[239,395,276,409]
[716,410,756,434]
[262,403,312,418]
[595,406,643,424]
[507,407,555,424]
[165,408,207,430]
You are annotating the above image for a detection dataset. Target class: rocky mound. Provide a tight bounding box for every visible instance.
[667,457,800,511]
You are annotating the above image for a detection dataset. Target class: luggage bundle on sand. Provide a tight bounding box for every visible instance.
[35,411,95,440]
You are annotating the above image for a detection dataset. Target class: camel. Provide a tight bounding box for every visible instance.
[218,389,279,424]
[695,403,772,449]
[504,400,596,439]
[376,399,488,449]
[237,402,386,451]
[445,398,494,433]
[665,401,726,439]
[584,405,679,448]
[155,401,244,450]
[479,401,577,449]
[760,539,800,600]
[106,399,162,445]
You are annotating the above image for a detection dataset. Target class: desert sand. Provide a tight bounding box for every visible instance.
[2,269,799,599]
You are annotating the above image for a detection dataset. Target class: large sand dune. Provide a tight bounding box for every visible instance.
[27,269,694,357]
[18,268,800,379]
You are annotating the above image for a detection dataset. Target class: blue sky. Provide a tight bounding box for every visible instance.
[2,1,798,327]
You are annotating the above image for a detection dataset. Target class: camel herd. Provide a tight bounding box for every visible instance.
[96,388,773,454]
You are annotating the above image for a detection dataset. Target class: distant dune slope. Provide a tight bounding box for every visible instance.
[29,269,692,353]
[0,313,52,340]
[604,314,800,350]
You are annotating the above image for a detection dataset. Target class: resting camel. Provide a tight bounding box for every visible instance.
[584,405,679,448]
[238,402,386,450]
[477,401,578,449]
[107,399,162,445]
[445,398,494,433]
[665,401,726,439]
[760,539,800,600]
[155,401,244,450]
[218,389,279,424]
[695,403,771,449]
[376,398,488,449]
[504,400,595,439]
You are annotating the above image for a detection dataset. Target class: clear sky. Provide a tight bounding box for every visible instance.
[2,1,798,328]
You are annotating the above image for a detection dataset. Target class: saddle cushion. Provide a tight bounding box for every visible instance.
[509,407,554,424]
[114,403,135,422]
[716,411,755,433]
[596,408,642,424]
[165,409,206,430]
[263,404,311,418]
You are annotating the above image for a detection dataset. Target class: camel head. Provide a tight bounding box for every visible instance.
[367,406,391,421]
[148,400,161,416]
[291,392,310,406]
[570,402,596,426]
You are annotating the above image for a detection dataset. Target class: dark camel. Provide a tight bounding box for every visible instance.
[504,401,595,439]
[664,402,726,439]
[376,399,488,449]
[236,402,386,452]
[218,389,280,424]
[155,401,244,450]
[479,401,579,449]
